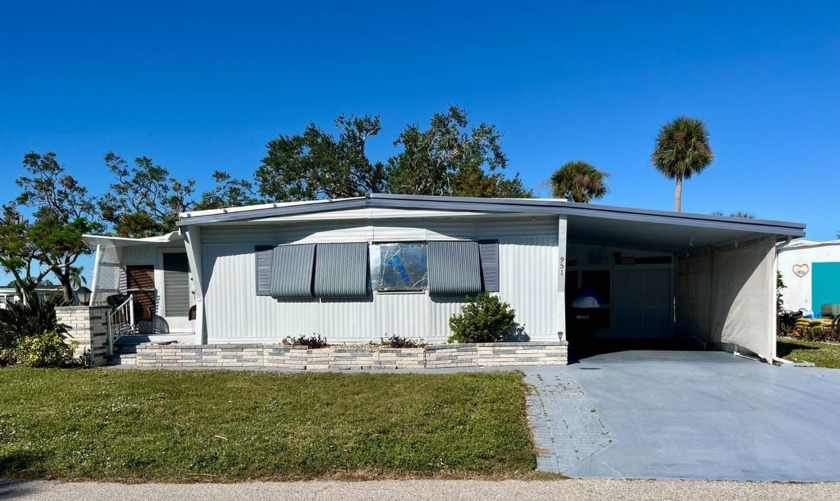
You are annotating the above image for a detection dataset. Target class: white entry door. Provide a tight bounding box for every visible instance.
[613,268,672,339]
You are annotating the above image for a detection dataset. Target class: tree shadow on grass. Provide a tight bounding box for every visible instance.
[776,339,820,359]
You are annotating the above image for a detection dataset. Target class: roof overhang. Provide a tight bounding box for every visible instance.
[174,194,805,254]
[82,231,184,248]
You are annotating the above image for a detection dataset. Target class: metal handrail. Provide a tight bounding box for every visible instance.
[107,294,135,355]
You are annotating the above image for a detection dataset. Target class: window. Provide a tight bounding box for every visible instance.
[261,240,499,298]
[371,243,428,291]
[261,243,369,300]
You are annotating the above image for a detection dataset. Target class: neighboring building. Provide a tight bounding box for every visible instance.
[0,287,64,309]
[778,239,840,316]
[83,194,805,362]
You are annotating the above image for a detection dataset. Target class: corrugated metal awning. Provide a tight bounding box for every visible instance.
[428,241,482,295]
[314,243,369,299]
[269,244,315,299]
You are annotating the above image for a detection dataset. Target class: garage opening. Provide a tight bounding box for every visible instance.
[565,214,781,363]
[565,243,696,360]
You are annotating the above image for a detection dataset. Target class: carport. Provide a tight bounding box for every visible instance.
[562,206,806,361]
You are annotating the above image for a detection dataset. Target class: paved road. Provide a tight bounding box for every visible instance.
[3,479,840,501]
[525,350,840,481]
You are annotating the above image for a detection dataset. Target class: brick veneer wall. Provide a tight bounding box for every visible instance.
[55,306,110,367]
[133,342,568,369]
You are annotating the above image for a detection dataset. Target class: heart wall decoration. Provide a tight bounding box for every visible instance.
[793,263,810,278]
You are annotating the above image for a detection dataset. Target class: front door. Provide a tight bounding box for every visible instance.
[126,265,156,321]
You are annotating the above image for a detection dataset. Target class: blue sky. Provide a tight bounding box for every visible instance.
[1,1,839,284]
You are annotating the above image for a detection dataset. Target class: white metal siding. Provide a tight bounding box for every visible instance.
[201,216,559,343]
[778,242,840,312]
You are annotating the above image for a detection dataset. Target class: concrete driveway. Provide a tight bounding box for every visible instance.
[524,350,840,481]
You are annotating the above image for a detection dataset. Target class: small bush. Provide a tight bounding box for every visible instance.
[778,309,802,335]
[0,284,73,366]
[381,335,421,348]
[14,332,78,368]
[283,334,328,349]
[448,293,519,343]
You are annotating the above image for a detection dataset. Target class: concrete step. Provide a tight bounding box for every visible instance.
[106,353,137,366]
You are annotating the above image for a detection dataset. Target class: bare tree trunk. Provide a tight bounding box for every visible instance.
[56,271,74,305]
[674,177,683,212]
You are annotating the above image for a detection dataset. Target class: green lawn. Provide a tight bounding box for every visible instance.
[0,369,537,481]
[777,337,840,368]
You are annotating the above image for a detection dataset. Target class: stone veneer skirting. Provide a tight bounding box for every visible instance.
[56,305,110,367]
[132,342,568,369]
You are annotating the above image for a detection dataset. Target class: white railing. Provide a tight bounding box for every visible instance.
[107,294,135,355]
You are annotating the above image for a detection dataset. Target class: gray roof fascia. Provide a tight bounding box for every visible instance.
[177,193,805,238]
[369,194,806,237]
[177,198,369,226]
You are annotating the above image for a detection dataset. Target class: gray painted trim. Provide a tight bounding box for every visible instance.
[255,245,273,296]
[176,194,805,237]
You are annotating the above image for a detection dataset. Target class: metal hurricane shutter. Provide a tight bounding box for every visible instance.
[314,243,369,299]
[255,245,273,296]
[479,241,500,292]
[162,253,190,317]
[427,241,482,295]
[269,244,315,299]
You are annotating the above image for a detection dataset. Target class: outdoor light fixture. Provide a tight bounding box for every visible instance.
[76,286,92,306]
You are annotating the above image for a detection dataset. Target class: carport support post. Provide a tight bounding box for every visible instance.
[182,225,206,345]
[769,245,779,360]
[557,216,568,342]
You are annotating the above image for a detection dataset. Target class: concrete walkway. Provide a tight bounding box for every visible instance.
[525,371,612,473]
[3,479,840,500]
[525,350,840,481]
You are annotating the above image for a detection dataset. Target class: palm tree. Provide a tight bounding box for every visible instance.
[652,117,714,212]
[712,211,755,218]
[549,161,609,203]
[69,266,86,289]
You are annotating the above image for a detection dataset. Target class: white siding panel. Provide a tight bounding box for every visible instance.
[499,237,558,339]
[377,293,429,339]
[201,218,559,343]
[778,242,840,312]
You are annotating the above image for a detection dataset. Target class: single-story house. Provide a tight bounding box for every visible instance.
[778,239,840,317]
[0,286,64,309]
[83,194,805,362]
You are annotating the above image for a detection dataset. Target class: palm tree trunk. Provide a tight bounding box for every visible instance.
[674,177,683,212]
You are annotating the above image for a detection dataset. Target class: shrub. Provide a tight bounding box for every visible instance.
[381,334,421,348]
[448,293,519,343]
[0,285,73,366]
[14,332,79,368]
[778,309,802,335]
[283,334,328,349]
